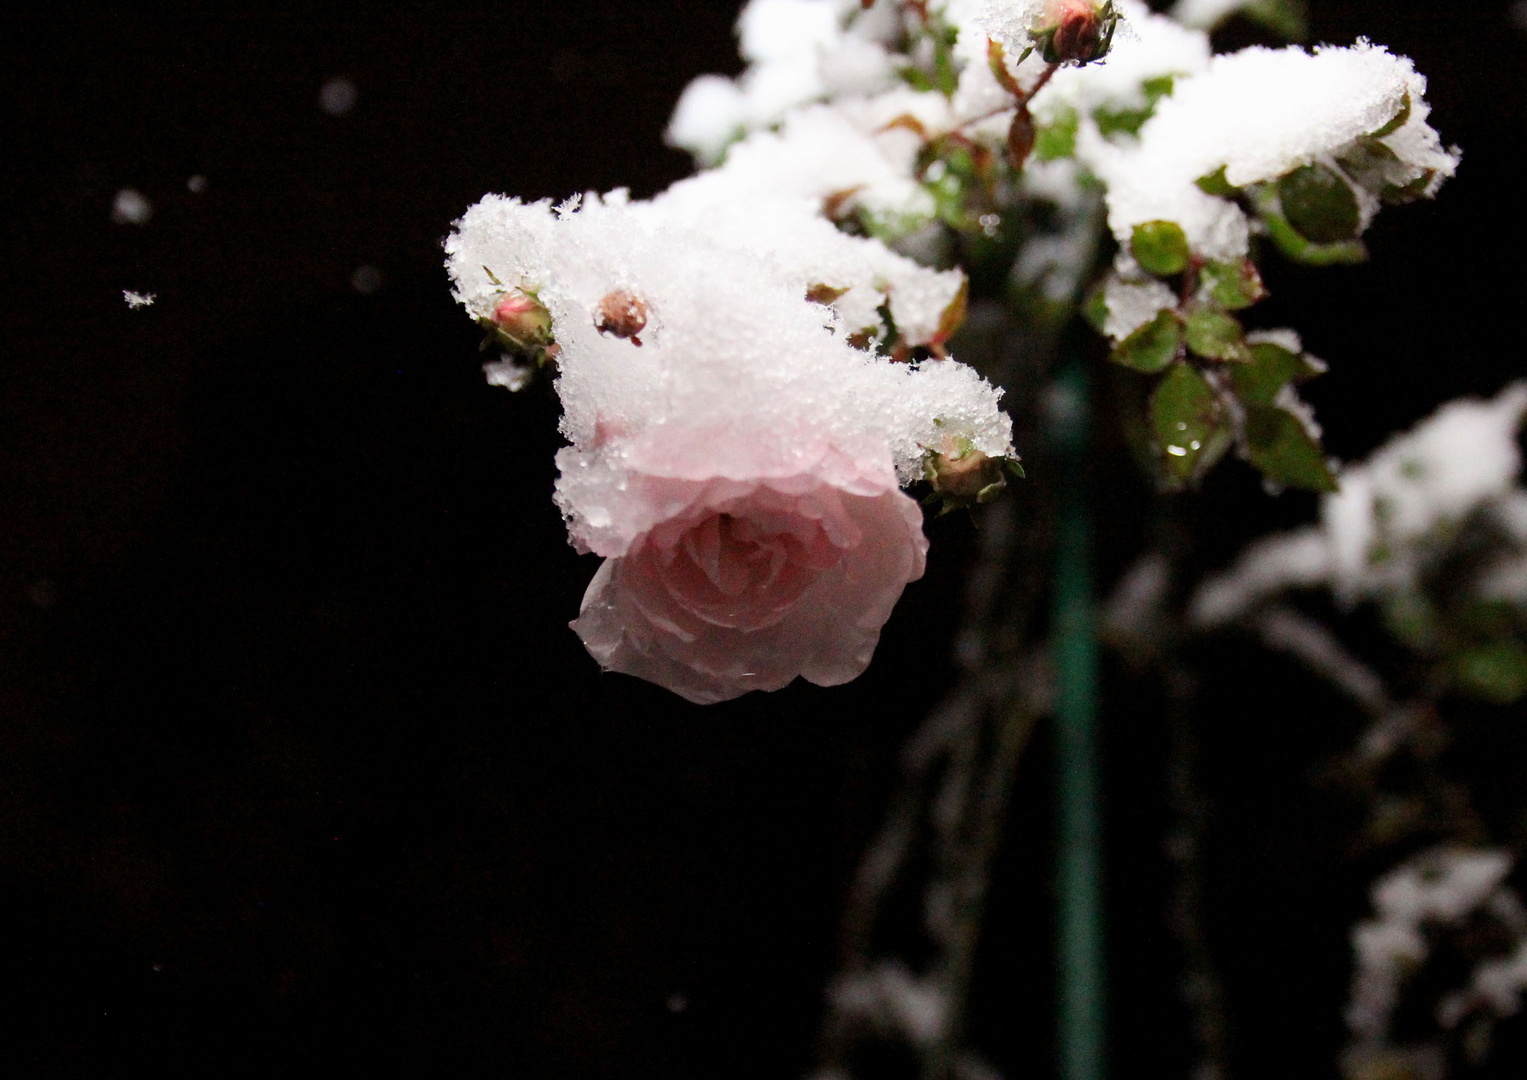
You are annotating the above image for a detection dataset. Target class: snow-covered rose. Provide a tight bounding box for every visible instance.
[447,181,1011,706]
[570,429,928,705]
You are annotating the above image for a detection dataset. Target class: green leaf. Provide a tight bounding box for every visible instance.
[1278,164,1361,244]
[1381,171,1436,206]
[1184,305,1249,362]
[1131,220,1191,277]
[1337,137,1404,196]
[1454,639,1527,704]
[1095,106,1148,137]
[1151,362,1226,484]
[1111,310,1182,373]
[1094,76,1175,139]
[1257,188,1368,266]
[1372,91,1411,137]
[1230,341,1307,404]
[1195,166,1238,198]
[1200,260,1266,310]
[899,65,934,93]
[1336,136,1433,206]
[1244,404,1337,492]
[1035,107,1079,161]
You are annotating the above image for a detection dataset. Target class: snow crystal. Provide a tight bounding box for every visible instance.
[668,104,935,234]
[656,106,963,339]
[483,356,536,392]
[122,290,156,309]
[320,77,358,116]
[111,188,153,226]
[1246,328,1308,357]
[971,0,1053,54]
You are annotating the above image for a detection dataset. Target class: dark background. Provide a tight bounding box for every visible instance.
[1,2,1523,1076]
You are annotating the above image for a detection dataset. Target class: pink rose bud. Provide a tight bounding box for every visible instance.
[482,288,553,352]
[596,290,649,346]
[1036,0,1117,65]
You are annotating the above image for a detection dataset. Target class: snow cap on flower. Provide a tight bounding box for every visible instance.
[445,189,1010,555]
[445,154,1014,702]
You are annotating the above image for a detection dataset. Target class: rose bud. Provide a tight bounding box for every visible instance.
[1035,0,1118,66]
[481,288,553,352]
[596,290,649,346]
[923,447,1017,512]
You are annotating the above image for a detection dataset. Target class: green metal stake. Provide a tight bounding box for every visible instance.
[1052,360,1106,1080]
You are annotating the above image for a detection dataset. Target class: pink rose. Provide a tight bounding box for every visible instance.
[567,429,928,705]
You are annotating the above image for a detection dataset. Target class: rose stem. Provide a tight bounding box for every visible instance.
[1050,356,1108,1080]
